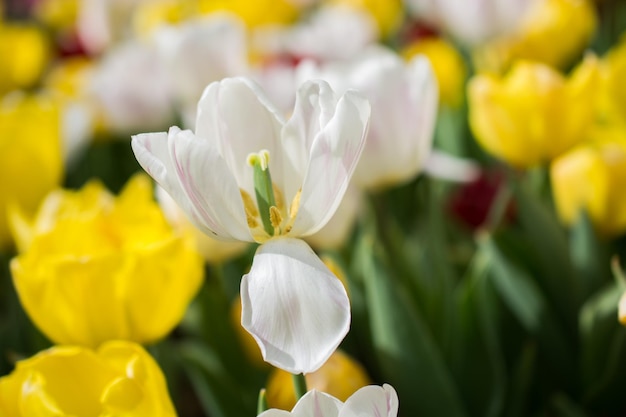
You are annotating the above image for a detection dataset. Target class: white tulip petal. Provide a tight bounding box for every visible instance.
[291,91,370,236]
[196,78,286,194]
[169,127,253,241]
[132,130,203,224]
[291,390,343,417]
[339,384,399,417]
[132,128,250,241]
[258,410,292,417]
[240,238,350,374]
[282,80,338,204]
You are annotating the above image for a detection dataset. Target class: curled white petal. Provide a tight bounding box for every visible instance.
[241,238,350,374]
[257,390,342,417]
[339,384,399,417]
[131,127,252,241]
[257,385,399,417]
[290,90,370,236]
[292,390,343,417]
[196,77,286,195]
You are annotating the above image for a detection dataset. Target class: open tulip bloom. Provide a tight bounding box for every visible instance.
[257,384,399,417]
[132,77,370,374]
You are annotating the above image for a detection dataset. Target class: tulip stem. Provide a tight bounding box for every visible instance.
[257,388,268,414]
[292,373,308,400]
[485,180,512,232]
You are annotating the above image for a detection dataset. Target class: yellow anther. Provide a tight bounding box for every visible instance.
[289,189,301,220]
[240,189,259,217]
[269,206,283,230]
[273,184,286,213]
[247,216,259,229]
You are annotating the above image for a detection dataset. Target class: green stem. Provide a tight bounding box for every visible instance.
[484,179,513,232]
[292,373,308,400]
[257,388,268,414]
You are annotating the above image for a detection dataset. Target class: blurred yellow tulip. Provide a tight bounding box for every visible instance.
[551,127,626,236]
[468,55,599,168]
[10,175,204,348]
[327,0,403,38]
[601,38,626,123]
[265,349,371,410]
[403,37,467,108]
[133,0,198,37]
[0,23,50,95]
[33,0,79,32]
[198,0,299,27]
[0,93,63,249]
[0,341,177,417]
[475,0,597,73]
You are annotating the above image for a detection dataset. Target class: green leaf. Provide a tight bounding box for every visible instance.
[447,253,507,417]
[570,211,610,299]
[478,233,543,332]
[357,235,467,417]
[513,180,578,331]
[477,232,576,387]
[580,283,626,410]
[178,341,258,417]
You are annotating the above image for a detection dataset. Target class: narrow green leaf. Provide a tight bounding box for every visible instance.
[570,211,610,299]
[513,180,578,330]
[478,232,576,387]
[178,341,258,417]
[357,235,467,417]
[478,233,543,332]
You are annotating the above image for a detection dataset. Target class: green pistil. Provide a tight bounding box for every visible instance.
[248,150,277,236]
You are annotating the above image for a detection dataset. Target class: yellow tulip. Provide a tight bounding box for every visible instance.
[468,55,599,168]
[326,0,403,38]
[0,341,177,417]
[403,37,467,108]
[0,93,63,249]
[551,127,626,236]
[33,0,79,32]
[0,23,50,94]
[601,38,626,123]
[265,349,371,410]
[198,0,299,27]
[10,175,204,348]
[475,0,597,73]
[132,0,198,37]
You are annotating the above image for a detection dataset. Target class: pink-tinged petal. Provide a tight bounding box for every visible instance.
[131,128,251,241]
[290,91,370,236]
[257,410,292,417]
[423,150,481,183]
[291,390,343,417]
[240,238,350,374]
[281,80,338,204]
[350,51,437,188]
[339,384,399,417]
[196,78,286,195]
[168,127,253,241]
